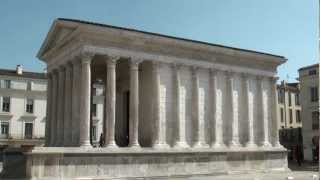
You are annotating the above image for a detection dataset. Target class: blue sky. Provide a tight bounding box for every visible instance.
[0,0,318,81]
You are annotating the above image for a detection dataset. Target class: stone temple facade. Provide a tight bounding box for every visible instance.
[2,18,288,179]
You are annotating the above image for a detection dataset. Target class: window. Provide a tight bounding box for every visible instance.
[24,123,33,139]
[92,104,97,117]
[92,87,97,96]
[288,92,292,106]
[312,111,319,130]
[295,93,300,105]
[309,69,317,75]
[280,108,284,122]
[0,122,9,138]
[4,80,11,89]
[289,109,293,124]
[26,99,34,113]
[91,125,97,141]
[310,87,319,102]
[278,90,284,103]
[2,97,10,112]
[27,81,32,91]
[296,110,301,123]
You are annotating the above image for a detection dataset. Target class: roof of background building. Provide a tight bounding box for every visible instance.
[298,63,319,71]
[57,18,285,59]
[0,68,46,80]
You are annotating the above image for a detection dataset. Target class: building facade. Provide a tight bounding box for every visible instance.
[2,19,288,179]
[0,65,47,150]
[277,81,302,129]
[299,64,319,161]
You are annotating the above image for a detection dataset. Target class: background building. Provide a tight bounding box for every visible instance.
[277,81,302,160]
[277,81,302,129]
[0,65,47,151]
[298,63,319,161]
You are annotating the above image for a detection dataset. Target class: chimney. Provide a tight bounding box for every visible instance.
[16,65,23,75]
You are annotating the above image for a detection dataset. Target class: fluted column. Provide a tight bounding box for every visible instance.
[271,77,282,147]
[259,77,272,147]
[173,64,188,148]
[128,58,141,148]
[79,53,93,147]
[56,67,66,146]
[152,61,169,148]
[50,71,58,146]
[104,56,119,148]
[45,73,52,146]
[192,67,207,148]
[63,63,73,146]
[71,60,81,146]
[244,74,256,147]
[228,72,241,147]
[210,70,224,148]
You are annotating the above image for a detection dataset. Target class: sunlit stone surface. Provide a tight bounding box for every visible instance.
[1,18,288,179]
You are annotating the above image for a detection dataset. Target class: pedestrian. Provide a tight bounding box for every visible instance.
[99,133,104,147]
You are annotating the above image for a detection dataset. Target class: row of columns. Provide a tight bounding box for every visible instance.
[45,53,281,149]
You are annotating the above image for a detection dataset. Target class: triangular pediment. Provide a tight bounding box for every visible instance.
[37,20,78,61]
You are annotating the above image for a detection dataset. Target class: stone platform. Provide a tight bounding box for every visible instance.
[1,147,288,180]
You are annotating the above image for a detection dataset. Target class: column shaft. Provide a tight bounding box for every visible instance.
[271,77,282,147]
[152,61,169,148]
[260,78,271,147]
[128,59,140,147]
[192,67,207,148]
[79,54,93,147]
[211,70,224,148]
[45,74,52,146]
[244,75,256,147]
[228,72,240,147]
[50,72,58,146]
[63,64,73,146]
[173,64,188,148]
[104,56,118,148]
[56,68,65,146]
[71,61,81,146]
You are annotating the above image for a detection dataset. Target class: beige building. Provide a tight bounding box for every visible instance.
[0,65,47,150]
[298,64,319,161]
[277,81,302,129]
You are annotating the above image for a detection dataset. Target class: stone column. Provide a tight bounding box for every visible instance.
[228,72,241,147]
[152,61,169,148]
[56,66,66,146]
[63,63,73,146]
[104,56,119,148]
[79,53,93,147]
[71,60,81,146]
[192,67,207,148]
[259,77,272,147]
[271,77,282,147]
[50,71,58,146]
[210,70,224,148]
[45,73,52,146]
[128,58,141,148]
[173,64,188,148]
[244,74,256,147]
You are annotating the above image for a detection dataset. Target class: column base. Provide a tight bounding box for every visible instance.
[152,143,170,149]
[104,141,118,149]
[193,141,209,148]
[128,142,141,149]
[261,141,272,148]
[210,142,226,149]
[173,141,189,149]
[79,141,92,148]
[273,142,283,148]
[228,140,241,148]
[245,141,258,148]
